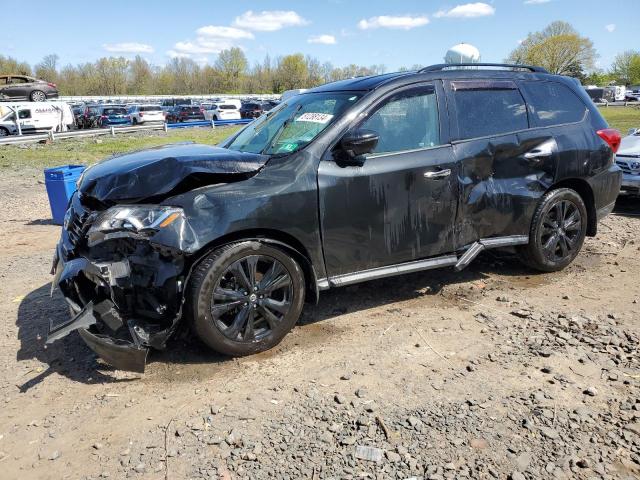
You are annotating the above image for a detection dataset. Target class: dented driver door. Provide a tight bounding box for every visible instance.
[318,82,459,278]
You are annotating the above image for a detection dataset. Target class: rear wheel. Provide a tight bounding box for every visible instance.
[518,188,587,272]
[30,90,46,102]
[188,241,305,357]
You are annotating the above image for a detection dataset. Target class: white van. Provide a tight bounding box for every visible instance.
[0,102,73,136]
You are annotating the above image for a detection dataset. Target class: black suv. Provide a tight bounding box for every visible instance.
[49,64,622,372]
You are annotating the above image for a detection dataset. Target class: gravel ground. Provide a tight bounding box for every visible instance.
[0,168,638,480]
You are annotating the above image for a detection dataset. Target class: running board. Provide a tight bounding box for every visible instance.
[328,255,458,287]
[454,235,529,271]
[322,235,529,288]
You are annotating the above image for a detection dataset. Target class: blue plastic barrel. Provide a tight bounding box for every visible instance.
[44,165,85,225]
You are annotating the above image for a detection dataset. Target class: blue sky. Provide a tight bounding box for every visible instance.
[0,0,635,71]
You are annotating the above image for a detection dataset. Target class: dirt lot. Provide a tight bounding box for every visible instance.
[0,167,639,480]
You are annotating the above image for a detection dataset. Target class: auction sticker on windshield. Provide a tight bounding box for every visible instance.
[296,112,334,124]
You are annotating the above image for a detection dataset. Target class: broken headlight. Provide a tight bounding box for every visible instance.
[89,206,182,234]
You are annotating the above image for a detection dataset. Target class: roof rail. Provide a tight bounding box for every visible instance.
[418,63,549,74]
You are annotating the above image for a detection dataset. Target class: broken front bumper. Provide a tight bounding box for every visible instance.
[49,229,186,373]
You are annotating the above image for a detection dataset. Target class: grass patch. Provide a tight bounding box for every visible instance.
[0,126,240,170]
[599,105,640,133]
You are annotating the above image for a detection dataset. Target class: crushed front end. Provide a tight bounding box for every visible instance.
[49,192,189,373]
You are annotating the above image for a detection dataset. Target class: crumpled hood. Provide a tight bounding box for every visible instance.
[618,134,640,156]
[78,143,268,203]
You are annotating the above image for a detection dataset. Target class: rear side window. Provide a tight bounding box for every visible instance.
[520,81,587,127]
[451,81,528,140]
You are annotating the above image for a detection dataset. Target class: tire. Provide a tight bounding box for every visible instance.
[518,188,587,272]
[188,241,305,357]
[0,127,9,136]
[30,90,46,102]
[132,118,138,125]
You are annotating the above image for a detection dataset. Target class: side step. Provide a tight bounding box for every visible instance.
[454,235,529,271]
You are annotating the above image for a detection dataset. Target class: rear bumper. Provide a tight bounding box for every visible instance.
[589,164,622,211]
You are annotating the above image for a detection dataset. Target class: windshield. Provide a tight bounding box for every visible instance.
[227,92,362,155]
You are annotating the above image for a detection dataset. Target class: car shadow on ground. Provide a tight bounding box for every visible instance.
[613,195,640,217]
[26,218,57,226]
[16,252,537,387]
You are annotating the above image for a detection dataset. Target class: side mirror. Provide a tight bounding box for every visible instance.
[628,128,639,136]
[338,129,379,165]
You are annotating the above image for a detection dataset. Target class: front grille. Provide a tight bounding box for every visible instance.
[616,161,632,174]
[67,208,90,247]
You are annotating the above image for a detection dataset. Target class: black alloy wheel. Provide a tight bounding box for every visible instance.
[188,241,305,357]
[211,255,293,342]
[518,188,587,272]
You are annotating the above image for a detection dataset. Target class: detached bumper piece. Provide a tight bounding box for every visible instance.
[49,240,185,373]
[47,300,149,373]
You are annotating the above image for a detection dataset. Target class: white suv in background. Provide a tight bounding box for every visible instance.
[128,105,165,124]
[203,103,241,121]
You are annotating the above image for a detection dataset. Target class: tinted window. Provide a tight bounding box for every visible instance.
[140,105,161,112]
[361,86,440,154]
[452,83,528,139]
[18,109,31,119]
[521,81,587,127]
[102,108,127,115]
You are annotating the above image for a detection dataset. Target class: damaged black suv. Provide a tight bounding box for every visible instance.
[50,63,622,372]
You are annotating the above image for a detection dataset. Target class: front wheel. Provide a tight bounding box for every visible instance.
[0,127,9,136]
[30,90,46,101]
[518,188,587,272]
[188,241,305,357]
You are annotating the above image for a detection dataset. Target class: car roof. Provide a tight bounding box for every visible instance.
[307,65,561,94]
[0,74,36,80]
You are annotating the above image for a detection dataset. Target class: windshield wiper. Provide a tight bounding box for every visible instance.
[261,104,303,155]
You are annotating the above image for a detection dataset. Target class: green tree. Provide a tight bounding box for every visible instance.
[128,56,154,94]
[274,54,309,92]
[611,50,640,85]
[34,54,59,83]
[94,57,129,95]
[215,47,248,92]
[0,55,32,75]
[507,21,597,76]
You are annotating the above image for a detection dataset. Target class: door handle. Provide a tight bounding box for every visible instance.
[423,169,451,179]
[523,150,552,160]
[523,138,557,161]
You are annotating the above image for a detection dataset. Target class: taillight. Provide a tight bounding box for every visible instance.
[596,128,621,153]
[47,82,56,88]
[101,115,107,119]
[139,112,144,116]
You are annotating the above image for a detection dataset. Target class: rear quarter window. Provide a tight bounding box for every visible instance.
[451,82,528,140]
[520,81,588,127]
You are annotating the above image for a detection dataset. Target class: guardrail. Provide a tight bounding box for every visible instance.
[0,118,252,146]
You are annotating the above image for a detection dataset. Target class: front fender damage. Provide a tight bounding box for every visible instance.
[49,233,187,373]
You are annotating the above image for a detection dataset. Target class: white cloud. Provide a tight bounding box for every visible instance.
[103,42,154,54]
[434,3,495,18]
[524,0,551,4]
[358,15,429,30]
[233,10,309,32]
[195,26,254,40]
[605,23,616,32]
[171,38,236,56]
[308,34,337,45]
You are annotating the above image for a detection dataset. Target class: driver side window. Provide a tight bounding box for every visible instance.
[361,86,440,155]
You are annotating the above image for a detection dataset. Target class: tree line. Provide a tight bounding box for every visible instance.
[1,21,638,96]
[0,49,386,96]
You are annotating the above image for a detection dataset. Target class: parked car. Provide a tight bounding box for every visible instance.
[77,104,103,129]
[0,102,73,135]
[625,86,640,102]
[48,63,621,373]
[0,75,59,102]
[239,102,271,119]
[165,105,205,123]
[128,104,165,125]
[0,75,58,102]
[96,106,131,127]
[203,103,241,121]
[616,128,640,194]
